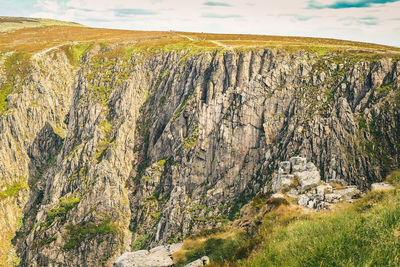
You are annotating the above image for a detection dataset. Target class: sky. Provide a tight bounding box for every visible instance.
[1,0,400,47]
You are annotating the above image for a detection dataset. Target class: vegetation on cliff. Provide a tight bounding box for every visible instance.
[1,17,400,266]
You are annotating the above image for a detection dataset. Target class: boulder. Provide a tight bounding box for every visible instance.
[286,188,299,198]
[324,193,342,203]
[316,184,333,197]
[298,194,310,206]
[294,162,320,192]
[371,183,395,191]
[184,256,210,267]
[114,243,183,267]
[290,157,306,172]
[334,186,361,200]
[307,199,317,209]
[271,173,294,193]
[279,161,291,174]
[271,193,285,199]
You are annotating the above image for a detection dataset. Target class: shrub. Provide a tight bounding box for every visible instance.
[177,235,246,266]
[386,169,400,186]
[45,196,80,227]
[132,233,151,251]
[355,190,386,211]
[0,177,28,200]
[63,216,117,249]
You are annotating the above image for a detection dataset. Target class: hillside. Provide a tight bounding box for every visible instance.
[173,170,400,267]
[0,18,399,266]
[0,17,83,33]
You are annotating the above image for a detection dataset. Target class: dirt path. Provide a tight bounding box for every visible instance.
[178,34,232,50]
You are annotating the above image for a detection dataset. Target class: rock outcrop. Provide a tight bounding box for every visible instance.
[0,43,398,266]
[114,243,182,267]
[268,157,362,209]
[371,182,395,191]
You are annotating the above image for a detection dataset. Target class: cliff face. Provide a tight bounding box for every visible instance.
[0,44,399,266]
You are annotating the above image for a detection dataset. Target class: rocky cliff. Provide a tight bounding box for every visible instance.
[0,40,399,266]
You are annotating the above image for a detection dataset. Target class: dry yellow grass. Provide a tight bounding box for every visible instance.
[173,226,242,264]
[330,183,347,190]
[0,20,399,55]
[0,26,178,53]
[181,31,400,51]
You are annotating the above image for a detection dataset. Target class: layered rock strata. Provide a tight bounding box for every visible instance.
[0,46,398,266]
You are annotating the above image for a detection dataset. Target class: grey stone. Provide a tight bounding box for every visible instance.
[325,193,342,203]
[271,173,294,193]
[271,193,285,199]
[279,161,291,174]
[316,184,333,197]
[298,195,310,206]
[307,199,317,209]
[290,157,307,172]
[295,163,320,192]
[371,183,395,191]
[335,186,361,200]
[114,243,183,267]
[286,188,299,198]
[184,256,210,267]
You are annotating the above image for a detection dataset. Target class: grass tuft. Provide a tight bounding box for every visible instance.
[63,216,117,249]
[0,177,28,200]
[386,169,400,186]
[45,196,80,227]
[174,227,247,266]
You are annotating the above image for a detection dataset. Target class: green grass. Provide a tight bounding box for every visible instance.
[63,216,117,249]
[386,169,400,186]
[132,233,151,251]
[0,177,28,200]
[174,228,248,266]
[183,126,199,150]
[44,196,80,227]
[0,52,31,113]
[61,43,92,66]
[236,187,400,267]
[151,212,163,220]
[175,171,400,267]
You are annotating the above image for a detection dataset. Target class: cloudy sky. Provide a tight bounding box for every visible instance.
[1,0,400,47]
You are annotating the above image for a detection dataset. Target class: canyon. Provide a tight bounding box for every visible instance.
[0,20,399,266]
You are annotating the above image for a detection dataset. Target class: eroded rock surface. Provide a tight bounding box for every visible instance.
[0,46,398,266]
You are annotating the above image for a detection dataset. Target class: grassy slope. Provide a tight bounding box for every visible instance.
[239,191,400,266]
[173,170,400,267]
[0,17,83,33]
